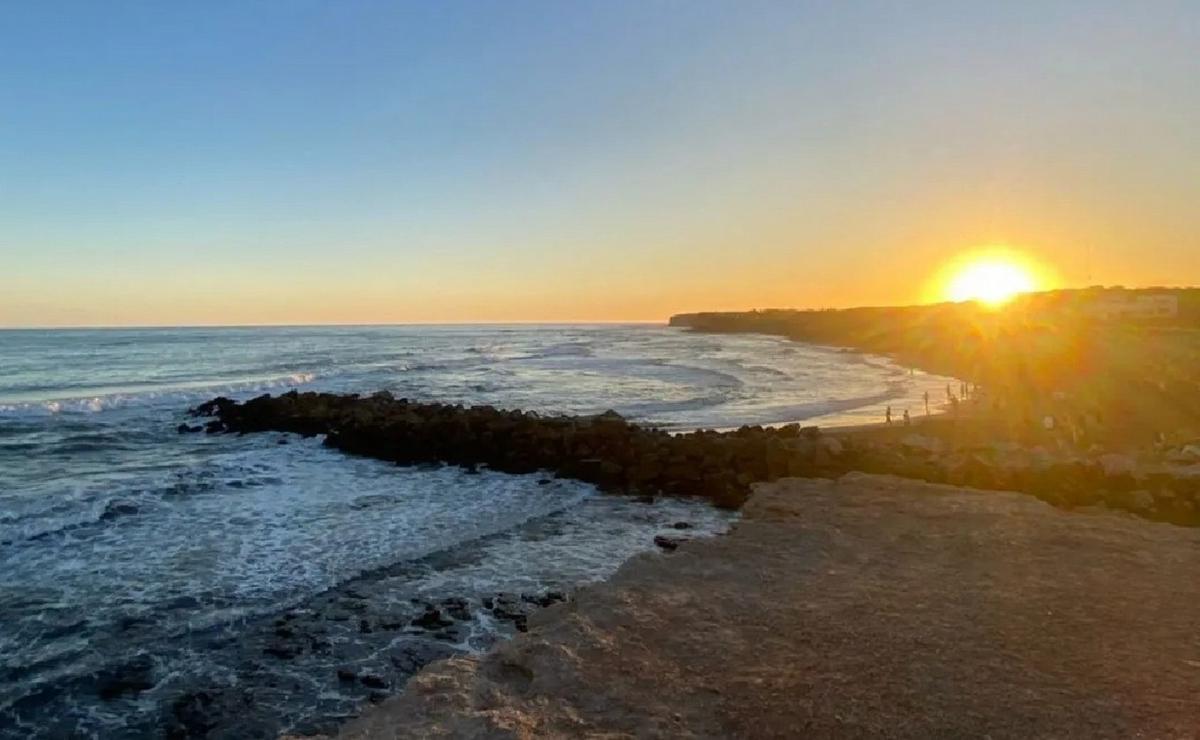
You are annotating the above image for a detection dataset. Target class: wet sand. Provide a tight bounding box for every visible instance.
[335,473,1200,738]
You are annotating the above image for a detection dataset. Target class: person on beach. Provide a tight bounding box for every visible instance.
[885,405,892,424]
[923,391,930,416]
[903,409,911,426]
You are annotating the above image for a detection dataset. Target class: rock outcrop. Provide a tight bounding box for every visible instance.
[189,391,1200,523]
[334,475,1200,738]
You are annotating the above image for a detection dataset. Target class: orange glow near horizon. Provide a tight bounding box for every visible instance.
[932,249,1051,308]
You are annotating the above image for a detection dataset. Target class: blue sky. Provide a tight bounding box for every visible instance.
[2,1,1197,325]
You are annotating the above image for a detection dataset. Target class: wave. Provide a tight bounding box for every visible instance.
[0,496,142,545]
[650,385,911,431]
[0,372,317,418]
[519,341,595,360]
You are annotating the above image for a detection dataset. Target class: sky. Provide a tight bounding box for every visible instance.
[2,1,1198,326]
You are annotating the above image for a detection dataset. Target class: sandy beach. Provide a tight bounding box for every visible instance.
[335,473,1200,738]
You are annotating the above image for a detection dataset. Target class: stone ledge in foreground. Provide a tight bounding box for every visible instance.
[334,473,1200,739]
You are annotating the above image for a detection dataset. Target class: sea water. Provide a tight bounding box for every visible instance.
[0,325,953,737]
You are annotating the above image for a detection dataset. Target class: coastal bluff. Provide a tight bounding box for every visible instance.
[335,474,1200,738]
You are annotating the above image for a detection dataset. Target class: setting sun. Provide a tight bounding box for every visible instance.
[935,249,1049,307]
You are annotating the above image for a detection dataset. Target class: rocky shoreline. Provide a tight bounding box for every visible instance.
[189,391,1200,525]
[334,474,1200,738]
[176,389,1200,736]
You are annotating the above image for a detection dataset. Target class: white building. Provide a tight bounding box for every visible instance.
[1088,294,1179,320]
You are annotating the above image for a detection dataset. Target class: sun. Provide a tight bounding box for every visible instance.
[943,254,1039,307]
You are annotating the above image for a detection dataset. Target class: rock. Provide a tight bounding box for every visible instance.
[1131,490,1156,513]
[521,591,566,608]
[360,674,388,689]
[440,597,471,621]
[671,521,693,530]
[1167,444,1200,463]
[99,500,140,521]
[900,434,942,454]
[176,423,202,434]
[95,654,155,700]
[819,436,845,457]
[411,607,453,630]
[654,535,681,552]
[1098,453,1137,477]
[337,668,357,682]
[167,690,219,737]
[390,643,454,675]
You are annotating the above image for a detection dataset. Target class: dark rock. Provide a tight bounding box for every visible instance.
[389,643,453,675]
[166,690,218,737]
[360,674,388,689]
[368,691,389,704]
[654,535,681,552]
[100,500,139,521]
[336,668,357,682]
[440,597,471,621]
[671,521,693,530]
[95,654,155,700]
[411,607,453,630]
[522,591,566,608]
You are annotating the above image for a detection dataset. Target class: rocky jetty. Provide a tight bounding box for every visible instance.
[189,391,1200,524]
[189,391,846,509]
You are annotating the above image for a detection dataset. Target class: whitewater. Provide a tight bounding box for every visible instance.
[0,324,954,737]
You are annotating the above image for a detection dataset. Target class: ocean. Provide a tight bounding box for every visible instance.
[0,324,953,737]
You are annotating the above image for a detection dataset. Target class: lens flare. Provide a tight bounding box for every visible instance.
[935,250,1048,307]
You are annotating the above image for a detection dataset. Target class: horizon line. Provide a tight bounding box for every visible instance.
[0,319,671,331]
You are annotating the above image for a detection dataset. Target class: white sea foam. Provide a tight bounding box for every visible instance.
[0,372,317,417]
[0,324,961,736]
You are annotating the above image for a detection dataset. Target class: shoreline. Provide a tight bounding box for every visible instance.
[334,474,1200,738]
[179,328,1200,736]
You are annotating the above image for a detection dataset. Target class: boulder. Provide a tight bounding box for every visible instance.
[1098,453,1137,477]
[900,434,943,454]
[95,654,155,700]
[653,535,681,552]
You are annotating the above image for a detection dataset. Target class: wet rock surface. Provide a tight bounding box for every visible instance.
[140,577,569,738]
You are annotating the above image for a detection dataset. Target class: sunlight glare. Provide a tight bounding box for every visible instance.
[944,257,1037,306]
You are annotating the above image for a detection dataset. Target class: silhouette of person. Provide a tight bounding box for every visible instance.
[923,391,930,415]
[885,405,892,424]
[903,409,911,426]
